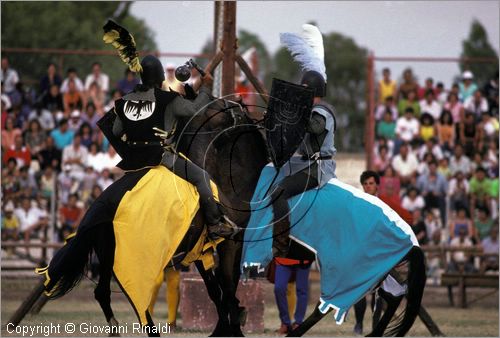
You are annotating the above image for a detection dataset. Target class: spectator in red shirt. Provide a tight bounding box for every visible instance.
[3,134,31,167]
[59,193,83,240]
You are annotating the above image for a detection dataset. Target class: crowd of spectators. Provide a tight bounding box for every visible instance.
[374,67,499,279]
[1,56,137,255]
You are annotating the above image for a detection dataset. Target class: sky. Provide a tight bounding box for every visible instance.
[131,1,499,87]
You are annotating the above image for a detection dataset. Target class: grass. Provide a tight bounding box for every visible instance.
[2,277,498,337]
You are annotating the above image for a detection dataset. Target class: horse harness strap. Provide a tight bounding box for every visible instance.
[301,154,333,161]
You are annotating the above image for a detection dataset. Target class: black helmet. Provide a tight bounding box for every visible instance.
[301,70,326,97]
[140,55,165,88]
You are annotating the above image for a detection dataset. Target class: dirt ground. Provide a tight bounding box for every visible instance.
[2,276,498,337]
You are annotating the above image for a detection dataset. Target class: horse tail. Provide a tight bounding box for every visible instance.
[37,227,98,299]
[381,246,426,337]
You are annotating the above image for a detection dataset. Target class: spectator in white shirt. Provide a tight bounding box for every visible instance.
[62,134,88,181]
[14,196,49,255]
[449,144,472,177]
[1,57,19,94]
[60,68,85,94]
[463,89,488,121]
[448,170,470,213]
[419,89,442,120]
[392,142,419,187]
[401,186,426,213]
[85,62,109,93]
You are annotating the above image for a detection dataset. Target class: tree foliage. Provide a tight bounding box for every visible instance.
[1,2,157,91]
[460,20,498,85]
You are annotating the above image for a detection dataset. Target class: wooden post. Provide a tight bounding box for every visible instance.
[235,54,268,104]
[221,1,237,99]
[365,52,375,170]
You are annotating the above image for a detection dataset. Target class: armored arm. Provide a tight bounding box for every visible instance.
[168,85,212,117]
[307,112,326,135]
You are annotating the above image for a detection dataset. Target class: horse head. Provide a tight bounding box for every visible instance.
[175,97,269,226]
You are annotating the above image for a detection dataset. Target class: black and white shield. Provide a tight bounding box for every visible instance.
[265,78,314,168]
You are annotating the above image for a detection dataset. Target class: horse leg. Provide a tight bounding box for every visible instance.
[93,226,120,337]
[287,303,331,337]
[195,260,231,337]
[216,240,245,337]
[366,289,403,337]
[145,310,160,337]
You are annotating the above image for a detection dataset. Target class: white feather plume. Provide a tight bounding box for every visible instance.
[280,24,326,81]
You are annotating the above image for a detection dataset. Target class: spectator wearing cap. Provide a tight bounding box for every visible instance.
[60,68,85,94]
[419,89,442,120]
[378,68,397,103]
[39,63,62,96]
[1,57,20,95]
[50,119,75,150]
[464,89,489,121]
[162,63,185,94]
[116,68,140,95]
[84,62,109,93]
[459,71,478,102]
[68,109,83,132]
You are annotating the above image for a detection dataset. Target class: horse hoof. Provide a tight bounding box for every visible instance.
[108,317,121,337]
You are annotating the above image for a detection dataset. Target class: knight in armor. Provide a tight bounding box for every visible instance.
[271,70,337,257]
[101,21,237,239]
[271,24,337,257]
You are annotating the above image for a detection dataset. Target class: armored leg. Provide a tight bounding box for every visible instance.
[270,169,318,257]
[162,151,236,238]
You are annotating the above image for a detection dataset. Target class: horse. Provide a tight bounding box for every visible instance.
[19,97,268,337]
[177,97,426,337]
